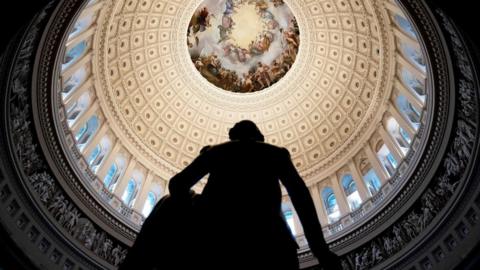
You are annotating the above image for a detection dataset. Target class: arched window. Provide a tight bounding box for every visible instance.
[87,145,101,167]
[400,42,426,72]
[67,92,91,127]
[104,163,118,190]
[62,67,88,98]
[400,127,411,144]
[322,187,340,223]
[377,144,398,177]
[87,137,111,173]
[341,174,362,210]
[122,179,137,207]
[103,156,126,191]
[386,117,410,155]
[68,14,95,39]
[363,169,381,195]
[394,14,416,39]
[396,95,421,129]
[75,115,99,151]
[142,192,157,217]
[401,68,426,98]
[62,41,88,71]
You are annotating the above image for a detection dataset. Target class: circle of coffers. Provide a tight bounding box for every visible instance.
[97,0,386,180]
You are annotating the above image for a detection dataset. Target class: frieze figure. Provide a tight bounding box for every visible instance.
[371,242,383,264]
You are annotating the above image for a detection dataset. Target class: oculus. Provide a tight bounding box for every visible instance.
[188,0,300,93]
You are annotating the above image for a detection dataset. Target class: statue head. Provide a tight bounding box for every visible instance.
[228,120,265,142]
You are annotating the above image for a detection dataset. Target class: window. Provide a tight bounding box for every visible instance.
[104,163,118,190]
[396,95,421,129]
[62,41,88,71]
[400,127,411,144]
[66,92,91,127]
[68,14,95,39]
[322,187,340,223]
[142,192,157,217]
[62,67,88,98]
[87,145,101,167]
[401,68,425,98]
[377,144,398,177]
[363,169,381,195]
[342,174,362,210]
[394,14,416,39]
[122,179,137,207]
[87,138,110,173]
[386,117,411,154]
[103,157,127,192]
[400,42,426,72]
[75,115,99,151]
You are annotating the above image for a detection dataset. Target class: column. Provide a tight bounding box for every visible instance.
[347,160,370,201]
[364,144,388,184]
[133,172,155,212]
[378,125,404,162]
[162,180,170,195]
[309,184,328,226]
[330,173,350,215]
[114,159,137,197]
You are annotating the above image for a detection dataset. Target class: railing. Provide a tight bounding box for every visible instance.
[323,181,395,238]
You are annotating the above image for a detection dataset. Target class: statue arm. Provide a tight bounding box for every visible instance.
[168,150,210,199]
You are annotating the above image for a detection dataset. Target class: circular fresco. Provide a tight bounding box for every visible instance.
[187,0,300,93]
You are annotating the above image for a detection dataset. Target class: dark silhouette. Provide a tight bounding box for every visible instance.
[120,120,341,269]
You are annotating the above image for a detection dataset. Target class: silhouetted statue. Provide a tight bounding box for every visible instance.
[120,120,341,270]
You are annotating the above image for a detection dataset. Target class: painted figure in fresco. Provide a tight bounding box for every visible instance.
[188,7,212,35]
[188,0,301,93]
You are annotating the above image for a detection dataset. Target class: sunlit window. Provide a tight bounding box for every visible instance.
[104,163,118,190]
[68,14,95,39]
[401,68,425,98]
[75,115,99,151]
[377,144,398,177]
[363,169,381,196]
[142,192,157,217]
[62,67,88,98]
[66,92,91,127]
[394,14,416,39]
[342,175,362,210]
[122,179,137,207]
[396,95,421,129]
[400,42,426,72]
[387,117,411,155]
[322,187,340,223]
[62,41,87,71]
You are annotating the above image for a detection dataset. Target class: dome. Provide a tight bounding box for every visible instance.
[56,0,429,237]
[1,0,479,269]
